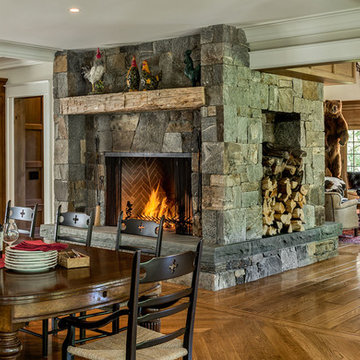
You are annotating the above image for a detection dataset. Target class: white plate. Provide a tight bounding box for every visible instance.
[5,260,58,269]
[5,260,57,269]
[5,266,56,274]
[5,253,57,261]
[5,248,57,256]
[5,259,57,266]
[5,257,57,264]
[5,259,58,266]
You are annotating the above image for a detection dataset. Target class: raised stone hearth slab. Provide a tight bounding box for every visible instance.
[41,222,341,291]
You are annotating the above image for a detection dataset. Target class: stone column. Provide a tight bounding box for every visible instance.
[200,25,263,245]
[53,52,70,212]
[53,51,90,212]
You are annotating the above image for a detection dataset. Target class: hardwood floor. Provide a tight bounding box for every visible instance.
[19,243,360,359]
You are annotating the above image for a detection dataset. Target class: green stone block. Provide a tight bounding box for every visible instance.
[242,191,261,208]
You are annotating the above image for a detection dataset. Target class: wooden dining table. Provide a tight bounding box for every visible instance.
[0,244,158,359]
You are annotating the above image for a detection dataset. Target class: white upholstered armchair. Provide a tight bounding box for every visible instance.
[325,192,359,235]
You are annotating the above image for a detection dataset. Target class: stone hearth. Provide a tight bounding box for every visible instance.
[46,24,337,291]
[41,222,340,290]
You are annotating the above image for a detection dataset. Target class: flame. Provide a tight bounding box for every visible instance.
[142,183,174,226]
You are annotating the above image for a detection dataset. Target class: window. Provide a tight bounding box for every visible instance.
[347,130,360,172]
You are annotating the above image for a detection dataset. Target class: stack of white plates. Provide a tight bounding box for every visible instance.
[5,248,58,273]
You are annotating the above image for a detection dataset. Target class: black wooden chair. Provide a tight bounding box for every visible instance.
[22,205,94,357]
[116,212,165,257]
[59,239,203,360]
[79,212,166,339]
[54,205,94,247]
[53,205,95,341]
[4,200,38,238]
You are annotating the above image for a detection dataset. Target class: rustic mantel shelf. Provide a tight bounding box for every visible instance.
[60,87,205,115]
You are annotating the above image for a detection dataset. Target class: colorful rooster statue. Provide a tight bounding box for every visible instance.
[126,56,140,91]
[141,60,162,90]
[83,48,105,93]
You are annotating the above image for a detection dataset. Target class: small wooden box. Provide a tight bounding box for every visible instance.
[58,250,90,269]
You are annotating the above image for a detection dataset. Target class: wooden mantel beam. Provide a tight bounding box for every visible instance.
[60,87,205,115]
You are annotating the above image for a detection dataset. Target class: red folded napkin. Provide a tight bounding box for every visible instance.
[0,254,4,268]
[12,240,68,252]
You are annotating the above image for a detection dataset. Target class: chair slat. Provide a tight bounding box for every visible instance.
[140,251,196,282]
[4,200,38,238]
[59,212,91,229]
[139,288,192,309]
[118,245,155,255]
[116,212,164,258]
[138,301,190,324]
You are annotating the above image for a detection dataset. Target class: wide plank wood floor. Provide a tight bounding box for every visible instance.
[19,243,360,359]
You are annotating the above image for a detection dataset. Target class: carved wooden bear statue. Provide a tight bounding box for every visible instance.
[324,100,349,179]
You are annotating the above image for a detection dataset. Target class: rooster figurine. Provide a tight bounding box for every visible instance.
[184,49,200,87]
[126,56,140,91]
[83,48,105,93]
[141,60,162,90]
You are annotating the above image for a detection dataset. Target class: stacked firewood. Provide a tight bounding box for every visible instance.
[262,143,309,236]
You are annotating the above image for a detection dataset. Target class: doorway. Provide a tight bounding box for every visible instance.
[14,96,44,227]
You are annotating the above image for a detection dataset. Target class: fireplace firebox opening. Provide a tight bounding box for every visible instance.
[105,153,193,235]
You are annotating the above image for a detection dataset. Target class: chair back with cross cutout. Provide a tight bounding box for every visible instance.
[126,239,203,359]
[4,200,38,238]
[54,205,94,247]
[115,212,164,257]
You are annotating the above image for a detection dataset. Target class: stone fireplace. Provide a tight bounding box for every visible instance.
[44,24,341,290]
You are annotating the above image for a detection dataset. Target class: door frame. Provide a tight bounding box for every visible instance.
[5,80,53,223]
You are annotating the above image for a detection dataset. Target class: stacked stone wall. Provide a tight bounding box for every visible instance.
[51,24,332,290]
[199,25,324,247]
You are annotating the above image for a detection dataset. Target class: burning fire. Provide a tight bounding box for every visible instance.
[142,183,174,223]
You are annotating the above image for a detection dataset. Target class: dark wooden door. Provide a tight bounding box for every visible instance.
[14,96,44,226]
[0,79,7,222]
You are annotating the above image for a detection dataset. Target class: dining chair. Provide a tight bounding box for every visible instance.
[22,205,95,357]
[4,200,38,238]
[116,212,165,257]
[54,205,95,247]
[79,212,165,339]
[59,239,203,360]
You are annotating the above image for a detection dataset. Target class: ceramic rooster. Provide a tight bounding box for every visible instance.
[184,49,200,87]
[83,48,105,93]
[141,60,162,90]
[126,56,140,91]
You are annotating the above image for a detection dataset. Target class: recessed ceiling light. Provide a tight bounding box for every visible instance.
[69,8,80,13]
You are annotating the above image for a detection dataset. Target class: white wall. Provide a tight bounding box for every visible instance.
[324,71,360,100]
[0,62,53,85]
[0,62,54,224]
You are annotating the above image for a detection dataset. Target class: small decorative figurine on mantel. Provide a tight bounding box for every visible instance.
[126,56,140,91]
[184,49,201,87]
[83,48,105,93]
[141,60,162,90]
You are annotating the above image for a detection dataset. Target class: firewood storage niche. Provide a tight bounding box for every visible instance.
[261,112,309,237]
[105,153,193,235]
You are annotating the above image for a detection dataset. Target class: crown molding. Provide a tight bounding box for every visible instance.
[0,58,42,71]
[249,38,360,70]
[0,41,57,62]
[243,8,360,50]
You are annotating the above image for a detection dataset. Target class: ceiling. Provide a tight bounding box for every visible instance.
[1,0,360,50]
